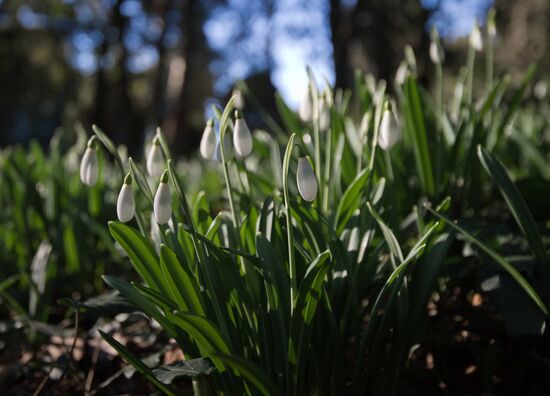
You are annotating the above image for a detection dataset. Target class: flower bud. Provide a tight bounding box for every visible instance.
[318,93,331,131]
[146,137,164,177]
[200,119,216,159]
[233,87,245,110]
[469,23,483,52]
[233,110,253,157]
[395,61,408,86]
[429,28,444,64]
[297,156,318,202]
[153,170,172,224]
[378,104,400,150]
[80,137,99,186]
[299,86,313,122]
[117,173,135,222]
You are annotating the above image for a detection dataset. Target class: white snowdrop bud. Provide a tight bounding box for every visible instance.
[117,173,135,222]
[200,119,216,159]
[233,110,253,157]
[297,156,318,202]
[299,85,313,122]
[146,137,164,177]
[395,61,408,86]
[154,170,172,224]
[318,93,331,131]
[233,87,245,110]
[80,137,99,186]
[378,103,401,150]
[430,27,444,64]
[469,23,483,52]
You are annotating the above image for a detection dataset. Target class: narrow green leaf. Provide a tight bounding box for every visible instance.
[425,204,548,315]
[99,330,177,396]
[478,146,550,269]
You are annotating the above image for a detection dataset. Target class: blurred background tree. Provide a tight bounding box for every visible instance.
[0,0,547,154]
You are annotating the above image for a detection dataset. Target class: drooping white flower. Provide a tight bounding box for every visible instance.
[153,170,172,224]
[233,87,245,110]
[117,173,135,222]
[80,137,99,186]
[297,156,318,202]
[199,119,216,159]
[146,137,164,177]
[299,85,313,122]
[233,110,253,157]
[378,104,401,150]
[469,23,483,52]
[318,92,331,131]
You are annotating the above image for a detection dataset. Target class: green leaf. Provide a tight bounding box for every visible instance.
[477,146,550,269]
[160,244,205,316]
[109,221,163,290]
[212,353,279,396]
[367,203,404,263]
[171,312,232,367]
[152,358,215,384]
[98,330,177,396]
[403,76,435,196]
[58,292,136,317]
[424,204,548,315]
[334,168,370,233]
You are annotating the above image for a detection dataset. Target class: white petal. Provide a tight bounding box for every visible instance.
[146,144,164,177]
[299,88,313,122]
[154,182,172,224]
[233,118,253,157]
[429,41,442,64]
[199,124,216,159]
[233,88,245,110]
[395,62,408,86]
[319,99,331,131]
[297,157,318,202]
[378,110,401,150]
[469,25,483,52]
[117,184,135,222]
[150,213,162,247]
[80,148,98,186]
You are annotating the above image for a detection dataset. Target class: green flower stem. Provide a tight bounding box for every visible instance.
[466,46,476,106]
[219,140,240,234]
[283,133,298,313]
[322,125,331,213]
[313,119,323,211]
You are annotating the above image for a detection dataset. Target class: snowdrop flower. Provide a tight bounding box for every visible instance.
[429,28,444,64]
[154,170,172,224]
[318,92,331,131]
[233,110,253,157]
[297,156,318,202]
[233,87,245,110]
[469,23,483,52]
[117,173,135,222]
[378,103,401,150]
[146,136,164,177]
[199,119,216,159]
[299,85,313,122]
[80,136,99,186]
